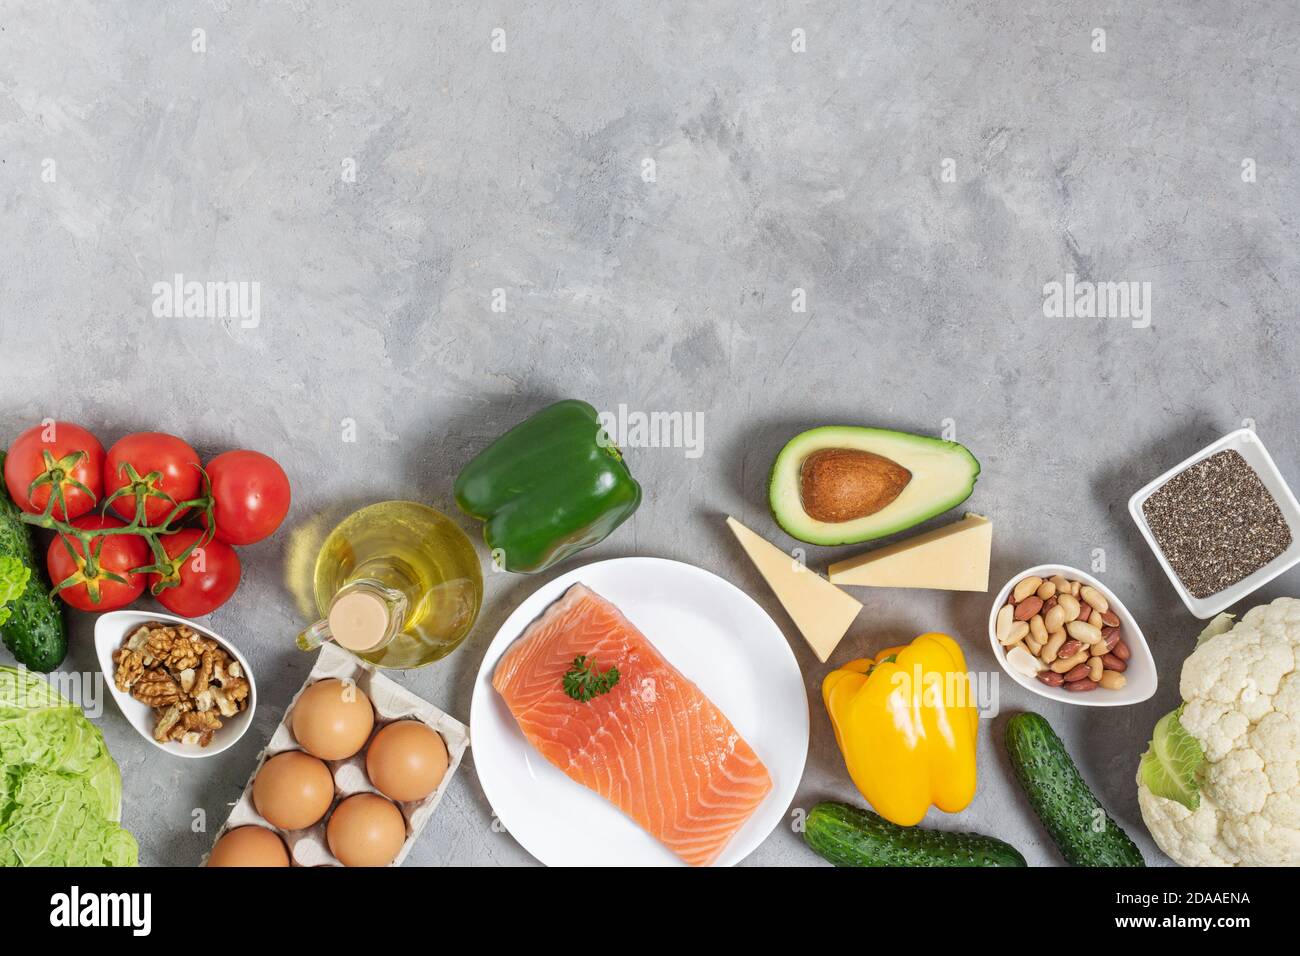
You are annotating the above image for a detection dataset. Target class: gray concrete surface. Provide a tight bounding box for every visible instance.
[1,1,1297,866]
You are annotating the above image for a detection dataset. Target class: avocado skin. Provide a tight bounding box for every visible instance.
[767,425,980,546]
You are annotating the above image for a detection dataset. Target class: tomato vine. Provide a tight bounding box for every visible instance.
[20,450,218,602]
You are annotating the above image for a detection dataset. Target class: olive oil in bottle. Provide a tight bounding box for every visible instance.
[297,501,483,668]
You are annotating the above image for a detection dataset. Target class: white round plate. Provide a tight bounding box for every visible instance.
[470,556,809,867]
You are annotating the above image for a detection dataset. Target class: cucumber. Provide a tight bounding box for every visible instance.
[0,452,67,671]
[804,802,1027,867]
[1005,712,1144,867]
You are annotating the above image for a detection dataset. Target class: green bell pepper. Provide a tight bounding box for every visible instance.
[454,399,642,573]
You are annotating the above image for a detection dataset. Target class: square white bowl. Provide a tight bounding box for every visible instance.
[94,609,257,759]
[987,564,1156,707]
[1127,428,1300,619]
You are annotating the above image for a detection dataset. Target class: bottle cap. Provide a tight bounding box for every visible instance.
[328,588,390,651]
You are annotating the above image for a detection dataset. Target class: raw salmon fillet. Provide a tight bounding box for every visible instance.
[492,583,773,866]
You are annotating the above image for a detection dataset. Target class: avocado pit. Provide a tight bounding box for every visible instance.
[800,448,911,523]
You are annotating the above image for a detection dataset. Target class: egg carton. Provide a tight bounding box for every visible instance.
[207,642,469,866]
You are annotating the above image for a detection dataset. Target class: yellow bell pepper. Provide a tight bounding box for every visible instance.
[822,632,979,827]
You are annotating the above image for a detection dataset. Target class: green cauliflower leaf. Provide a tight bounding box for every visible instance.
[1139,704,1206,810]
[1195,612,1236,647]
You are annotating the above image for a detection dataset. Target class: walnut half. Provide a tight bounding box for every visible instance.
[113,647,145,693]
[132,669,183,708]
[167,710,222,748]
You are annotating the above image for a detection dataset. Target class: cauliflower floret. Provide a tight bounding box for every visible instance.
[1139,598,1300,866]
[1138,786,1238,866]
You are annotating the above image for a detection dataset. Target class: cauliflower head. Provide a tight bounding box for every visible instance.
[1138,597,1300,866]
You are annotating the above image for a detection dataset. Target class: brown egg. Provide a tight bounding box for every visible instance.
[252,750,335,830]
[366,720,449,803]
[327,793,406,867]
[207,826,290,867]
[291,678,375,760]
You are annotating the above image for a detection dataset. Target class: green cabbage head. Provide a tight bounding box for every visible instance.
[0,665,137,866]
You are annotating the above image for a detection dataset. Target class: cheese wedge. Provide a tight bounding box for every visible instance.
[726,516,862,662]
[828,513,992,591]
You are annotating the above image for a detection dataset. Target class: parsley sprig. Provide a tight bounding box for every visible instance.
[562,655,620,702]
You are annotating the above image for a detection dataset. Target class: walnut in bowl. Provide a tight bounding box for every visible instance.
[96,611,258,758]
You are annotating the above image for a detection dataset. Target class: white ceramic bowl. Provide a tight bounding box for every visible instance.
[987,564,1156,707]
[1128,428,1300,619]
[94,609,257,758]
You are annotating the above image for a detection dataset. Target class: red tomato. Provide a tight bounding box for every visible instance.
[149,529,241,617]
[5,421,104,519]
[103,432,203,525]
[46,515,149,611]
[204,450,291,545]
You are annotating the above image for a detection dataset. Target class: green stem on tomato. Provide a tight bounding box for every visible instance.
[19,465,218,605]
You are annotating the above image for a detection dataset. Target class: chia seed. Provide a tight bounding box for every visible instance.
[1141,449,1292,599]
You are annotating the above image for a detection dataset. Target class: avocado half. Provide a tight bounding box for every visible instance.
[768,426,980,545]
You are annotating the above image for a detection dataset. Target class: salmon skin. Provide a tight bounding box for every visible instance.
[493,583,773,866]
